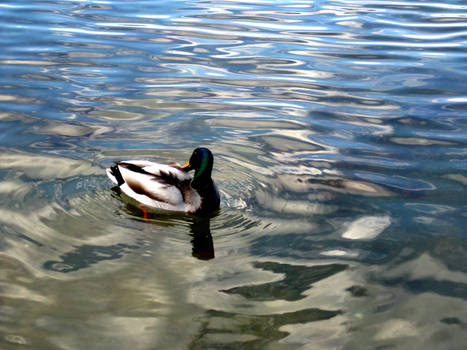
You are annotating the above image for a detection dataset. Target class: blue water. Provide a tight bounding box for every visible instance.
[0,0,466,349]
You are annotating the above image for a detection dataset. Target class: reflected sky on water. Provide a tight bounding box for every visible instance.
[0,0,466,349]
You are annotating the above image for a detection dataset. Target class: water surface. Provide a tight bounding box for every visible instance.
[0,0,466,349]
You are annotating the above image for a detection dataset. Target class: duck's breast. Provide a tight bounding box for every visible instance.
[184,188,202,213]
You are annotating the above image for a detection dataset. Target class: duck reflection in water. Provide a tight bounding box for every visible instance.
[189,215,215,260]
[116,189,217,261]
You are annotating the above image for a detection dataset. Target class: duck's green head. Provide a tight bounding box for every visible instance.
[182,147,214,186]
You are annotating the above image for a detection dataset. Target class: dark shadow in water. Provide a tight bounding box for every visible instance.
[382,277,467,301]
[440,317,464,327]
[191,308,342,349]
[251,233,406,265]
[43,243,139,273]
[202,261,346,348]
[222,261,348,301]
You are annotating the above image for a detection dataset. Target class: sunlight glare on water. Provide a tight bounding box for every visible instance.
[0,0,466,349]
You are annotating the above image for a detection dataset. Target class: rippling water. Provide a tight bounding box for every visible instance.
[1,0,466,349]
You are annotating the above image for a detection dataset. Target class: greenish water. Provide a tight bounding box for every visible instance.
[0,0,466,349]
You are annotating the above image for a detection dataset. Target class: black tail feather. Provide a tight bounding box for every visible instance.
[110,164,125,186]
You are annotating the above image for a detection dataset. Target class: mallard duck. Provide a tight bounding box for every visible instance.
[106,147,220,214]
